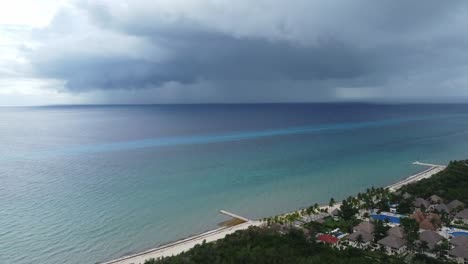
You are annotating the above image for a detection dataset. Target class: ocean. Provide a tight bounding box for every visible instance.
[1,103,468,264]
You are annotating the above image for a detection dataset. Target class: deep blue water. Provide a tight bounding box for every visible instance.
[1,103,468,264]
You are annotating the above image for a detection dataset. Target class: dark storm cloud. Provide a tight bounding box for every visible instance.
[34,33,371,91]
[24,0,468,102]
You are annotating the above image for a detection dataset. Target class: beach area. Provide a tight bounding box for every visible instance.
[100,162,446,264]
[101,220,263,264]
[387,162,446,191]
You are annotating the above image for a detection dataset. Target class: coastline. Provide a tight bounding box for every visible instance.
[100,221,262,264]
[387,162,446,191]
[99,161,445,264]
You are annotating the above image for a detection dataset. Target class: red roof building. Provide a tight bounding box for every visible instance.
[317,234,339,244]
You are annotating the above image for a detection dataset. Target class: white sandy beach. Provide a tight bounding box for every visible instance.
[101,220,262,264]
[387,162,446,191]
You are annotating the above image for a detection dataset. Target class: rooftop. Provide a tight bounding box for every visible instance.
[429,194,443,204]
[449,245,468,260]
[353,221,374,233]
[387,226,405,239]
[317,234,339,244]
[346,231,373,243]
[455,209,468,220]
[378,235,406,249]
[434,203,449,213]
[412,211,441,231]
[448,200,465,210]
[402,192,412,199]
[413,198,430,208]
[451,236,468,247]
[331,209,340,216]
[419,230,444,249]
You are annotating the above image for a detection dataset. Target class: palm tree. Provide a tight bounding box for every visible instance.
[356,234,364,249]
[418,240,429,253]
[440,211,451,226]
[357,193,363,200]
[432,243,444,257]
[420,204,426,213]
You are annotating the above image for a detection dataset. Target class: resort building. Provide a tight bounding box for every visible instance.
[418,230,444,250]
[346,231,374,249]
[448,245,468,264]
[413,198,430,209]
[331,209,340,219]
[353,221,374,234]
[429,195,443,204]
[387,226,405,239]
[317,234,339,246]
[455,209,468,225]
[402,192,412,200]
[377,235,407,255]
[375,226,408,255]
[345,221,376,249]
[434,203,449,214]
[448,200,465,212]
[412,211,441,231]
[451,236,468,248]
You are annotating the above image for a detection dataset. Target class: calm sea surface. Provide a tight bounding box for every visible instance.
[1,103,468,264]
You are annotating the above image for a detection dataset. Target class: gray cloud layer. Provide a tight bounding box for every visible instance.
[22,0,468,102]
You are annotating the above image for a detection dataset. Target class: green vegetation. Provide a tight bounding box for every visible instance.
[144,227,454,264]
[397,199,413,214]
[264,211,302,225]
[400,218,419,249]
[144,227,407,264]
[355,187,391,211]
[373,220,390,242]
[400,160,468,203]
[451,223,468,230]
[339,199,358,221]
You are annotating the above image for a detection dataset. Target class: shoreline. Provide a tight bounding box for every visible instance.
[100,220,262,264]
[99,161,446,264]
[387,162,445,191]
[269,162,446,217]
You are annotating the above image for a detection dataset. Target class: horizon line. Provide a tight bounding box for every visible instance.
[3,101,468,108]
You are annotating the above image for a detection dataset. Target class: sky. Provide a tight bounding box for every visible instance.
[1,0,468,106]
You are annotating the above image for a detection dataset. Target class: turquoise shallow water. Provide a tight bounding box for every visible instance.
[1,104,468,264]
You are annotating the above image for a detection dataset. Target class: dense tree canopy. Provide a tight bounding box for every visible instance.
[145,227,406,264]
[339,200,358,221]
[373,220,389,242]
[400,218,419,246]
